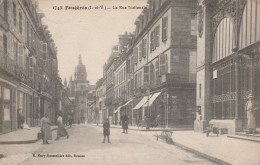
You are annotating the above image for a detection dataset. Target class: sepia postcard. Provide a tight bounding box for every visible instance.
[0,0,260,165]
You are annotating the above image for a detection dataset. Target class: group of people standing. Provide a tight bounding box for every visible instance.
[102,111,129,143]
[40,113,69,144]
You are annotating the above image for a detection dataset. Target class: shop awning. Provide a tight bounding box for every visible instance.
[143,92,162,107]
[133,95,153,110]
[113,106,123,114]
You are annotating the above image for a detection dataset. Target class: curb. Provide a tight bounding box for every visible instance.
[0,127,69,145]
[93,124,192,132]
[227,135,260,143]
[172,141,231,165]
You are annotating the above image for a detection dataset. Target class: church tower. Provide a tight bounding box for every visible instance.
[74,55,87,82]
[67,54,90,124]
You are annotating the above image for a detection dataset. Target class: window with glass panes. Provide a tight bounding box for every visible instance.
[212,59,236,119]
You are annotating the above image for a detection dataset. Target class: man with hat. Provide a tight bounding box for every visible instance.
[245,93,259,133]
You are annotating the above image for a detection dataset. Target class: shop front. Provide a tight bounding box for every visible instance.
[0,81,16,134]
[198,0,260,134]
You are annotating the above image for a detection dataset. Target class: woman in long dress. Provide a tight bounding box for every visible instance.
[55,114,69,140]
[245,94,259,133]
[41,113,52,144]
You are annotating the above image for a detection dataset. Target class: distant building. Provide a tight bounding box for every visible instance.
[63,55,95,123]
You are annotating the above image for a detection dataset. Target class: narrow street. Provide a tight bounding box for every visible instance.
[1,125,217,165]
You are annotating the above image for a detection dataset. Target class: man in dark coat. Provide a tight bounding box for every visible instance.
[17,108,25,129]
[103,118,110,143]
[121,111,128,134]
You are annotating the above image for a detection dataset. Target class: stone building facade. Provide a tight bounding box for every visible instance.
[98,0,197,127]
[63,55,94,124]
[0,0,61,134]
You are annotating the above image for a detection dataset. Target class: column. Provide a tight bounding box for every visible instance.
[235,58,241,119]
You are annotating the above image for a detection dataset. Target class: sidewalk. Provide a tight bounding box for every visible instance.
[0,126,58,144]
[171,131,260,165]
[92,124,260,165]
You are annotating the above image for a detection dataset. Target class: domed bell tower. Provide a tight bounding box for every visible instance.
[74,55,87,81]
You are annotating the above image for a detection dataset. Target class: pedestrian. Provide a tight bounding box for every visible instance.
[68,115,73,128]
[17,108,25,129]
[55,114,69,140]
[245,93,260,134]
[41,113,52,144]
[103,118,110,143]
[121,111,128,134]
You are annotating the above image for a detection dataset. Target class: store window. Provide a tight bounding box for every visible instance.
[212,60,236,119]
[3,88,11,121]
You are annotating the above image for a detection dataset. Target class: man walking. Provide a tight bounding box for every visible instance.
[121,111,128,134]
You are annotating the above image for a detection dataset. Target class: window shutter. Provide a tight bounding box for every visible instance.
[162,16,168,41]
[42,43,47,61]
[134,74,137,89]
[138,44,142,61]
[156,26,160,47]
[143,65,149,83]
[142,39,146,58]
[159,54,167,75]
[39,41,43,58]
[162,18,165,41]
[165,17,168,40]
[150,31,154,52]
[29,57,33,78]
[150,63,154,84]
[155,60,159,79]
[133,47,138,64]
[126,59,130,73]
[18,43,24,67]
[129,56,132,72]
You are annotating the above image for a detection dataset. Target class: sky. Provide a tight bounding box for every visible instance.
[38,0,148,85]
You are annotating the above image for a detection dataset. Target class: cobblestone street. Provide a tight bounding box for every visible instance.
[0,125,216,165]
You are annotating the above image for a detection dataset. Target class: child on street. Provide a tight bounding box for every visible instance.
[103,118,110,143]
